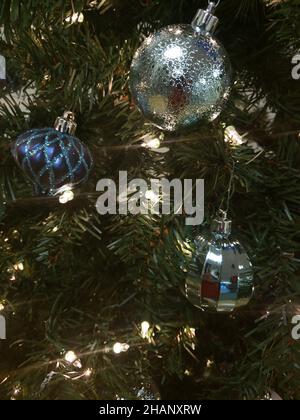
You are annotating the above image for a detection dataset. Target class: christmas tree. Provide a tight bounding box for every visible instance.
[0,0,300,400]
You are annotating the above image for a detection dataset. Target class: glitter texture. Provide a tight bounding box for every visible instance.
[130,24,232,131]
[12,128,93,195]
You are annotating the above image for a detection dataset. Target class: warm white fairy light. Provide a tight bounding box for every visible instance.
[64,350,77,364]
[206,359,213,368]
[10,274,16,282]
[184,327,196,338]
[145,189,159,203]
[84,368,92,377]
[59,189,75,204]
[224,125,245,146]
[11,385,22,399]
[13,262,24,271]
[73,359,82,369]
[142,137,161,149]
[113,342,130,354]
[0,303,4,311]
[65,12,84,24]
[52,226,59,233]
[141,321,150,339]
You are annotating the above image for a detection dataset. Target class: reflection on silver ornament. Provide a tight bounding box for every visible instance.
[185,212,254,312]
[130,2,232,131]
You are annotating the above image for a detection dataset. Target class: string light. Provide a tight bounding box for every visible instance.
[142,137,161,149]
[224,125,245,145]
[11,385,22,399]
[141,321,150,339]
[145,190,159,203]
[65,12,84,24]
[184,327,196,339]
[13,262,24,271]
[141,132,163,150]
[0,303,4,311]
[13,386,21,395]
[73,359,82,369]
[206,359,213,368]
[64,350,77,364]
[59,189,75,204]
[113,342,130,354]
[84,368,92,378]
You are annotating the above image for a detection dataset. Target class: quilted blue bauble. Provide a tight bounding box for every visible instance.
[12,127,93,195]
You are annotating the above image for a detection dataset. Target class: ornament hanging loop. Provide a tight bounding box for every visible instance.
[192,1,220,33]
[207,0,221,10]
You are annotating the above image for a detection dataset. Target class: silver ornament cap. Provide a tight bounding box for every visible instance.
[185,213,254,312]
[54,111,77,135]
[211,210,232,235]
[192,2,219,34]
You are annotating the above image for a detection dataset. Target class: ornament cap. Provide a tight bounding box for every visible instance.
[192,2,219,34]
[54,111,77,135]
[211,211,232,235]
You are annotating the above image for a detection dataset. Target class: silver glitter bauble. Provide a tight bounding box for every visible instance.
[130,4,231,131]
[185,213,254,312]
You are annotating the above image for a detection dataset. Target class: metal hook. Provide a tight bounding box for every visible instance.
[208,0,221,7]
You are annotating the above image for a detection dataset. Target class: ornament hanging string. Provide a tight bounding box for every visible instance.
[219,160,235,216]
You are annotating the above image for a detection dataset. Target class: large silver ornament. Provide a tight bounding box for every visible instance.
[185,213,254,312]
[130,2,232,131]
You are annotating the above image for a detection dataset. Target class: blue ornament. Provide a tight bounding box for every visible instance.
[11,112,93,196]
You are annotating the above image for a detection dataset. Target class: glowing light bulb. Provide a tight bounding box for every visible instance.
[12,385,21,398]
[65,350,77,364]
[224,125,244,145]
[143,138,161,149]
[59,189,74,204]
[73,359,82,369]
[145,190,159,203]
[206,359,213,368]
[113,342,130,354]
[13,262,24,271]
[0,303,4,311]
[84,368,92,377]
[141,321,150,338]
[184,327,196,338]
[65,12,84,24]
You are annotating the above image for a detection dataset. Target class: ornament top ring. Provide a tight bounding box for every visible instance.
[129,2,232,132]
